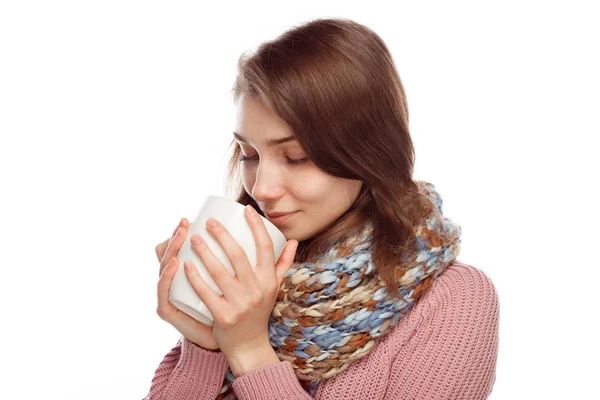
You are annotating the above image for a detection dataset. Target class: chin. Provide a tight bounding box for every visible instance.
[286,230,313,243]
[279,227,296,241]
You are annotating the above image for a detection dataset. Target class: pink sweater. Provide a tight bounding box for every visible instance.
[143,262,499,399]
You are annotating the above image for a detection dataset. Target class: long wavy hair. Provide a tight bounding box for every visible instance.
[224,17,441,295]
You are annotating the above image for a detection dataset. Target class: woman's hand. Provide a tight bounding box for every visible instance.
[155,218,189,276]
[182,205,298,375]
[154,218,219,351]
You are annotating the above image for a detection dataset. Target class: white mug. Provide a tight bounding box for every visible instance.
[168,196,287,326]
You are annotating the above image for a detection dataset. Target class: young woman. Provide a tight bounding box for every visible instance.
[144,18,499,400]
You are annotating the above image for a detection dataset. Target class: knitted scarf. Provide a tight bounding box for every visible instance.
[216,180,462,399]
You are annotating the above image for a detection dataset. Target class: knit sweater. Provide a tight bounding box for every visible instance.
[142,262,499,399]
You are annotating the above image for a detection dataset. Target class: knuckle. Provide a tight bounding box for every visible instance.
[214,268,229,281]
[218,314,236,327]
[261,239,274,253]
[171,243,182,254]
[265,286,278,299]
[266,283,278,295]
[231,247,248,263]
[239,306,251,316]
[249,295,262,307]
[266,279,280,294]
[156,307,168,320]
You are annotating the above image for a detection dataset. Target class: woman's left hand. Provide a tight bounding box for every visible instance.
[183,204,298,370]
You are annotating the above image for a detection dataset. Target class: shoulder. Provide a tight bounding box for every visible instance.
[414,261,500,334]
[416,262,499,319]
[379,262,500,399]
[428,261,498,300]
[380,261,500,353]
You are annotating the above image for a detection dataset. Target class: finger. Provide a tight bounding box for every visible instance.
[156,218,190,261]
[159,226,188,277]
[178,217,190,231]
[188,232,238,298]
[157,257,215,336]
[161,224,184,262]
[244,205,275,273]
[156,235,176,263]
[171,222,181,237]
[204,218,254,283]
[156,256,181,317]
[274,240,299,285]
[168,218,190,242]
[183,260,230,318]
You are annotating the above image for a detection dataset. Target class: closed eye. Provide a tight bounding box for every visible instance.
[240,154,309,165]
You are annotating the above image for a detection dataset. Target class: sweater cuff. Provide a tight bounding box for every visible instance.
[169,337,229,393]
[232,360,312,400]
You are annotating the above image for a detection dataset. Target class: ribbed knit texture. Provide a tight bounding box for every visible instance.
[142,262,499,399]
[143,334,229,399]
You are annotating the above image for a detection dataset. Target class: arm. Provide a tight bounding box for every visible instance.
[384,265,500,400]
[142,336,229,400]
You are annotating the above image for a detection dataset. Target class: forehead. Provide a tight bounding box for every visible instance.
[233,131,297,147]
[234,94,297,147]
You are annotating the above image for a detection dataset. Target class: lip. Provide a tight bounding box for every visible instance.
[265,210,299,224]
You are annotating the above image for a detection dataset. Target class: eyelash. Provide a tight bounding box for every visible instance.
[240,154,309,165]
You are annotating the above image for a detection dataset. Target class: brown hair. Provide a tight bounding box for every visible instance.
[224,17,440,295]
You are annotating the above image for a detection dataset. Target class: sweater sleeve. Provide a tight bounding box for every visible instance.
[384,265,500,399]
[232,360,313,400]
[142,336,230,400]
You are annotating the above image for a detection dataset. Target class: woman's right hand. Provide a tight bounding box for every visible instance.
[154,218,219,351]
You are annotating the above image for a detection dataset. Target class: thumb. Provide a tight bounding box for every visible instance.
[274,240,299,285]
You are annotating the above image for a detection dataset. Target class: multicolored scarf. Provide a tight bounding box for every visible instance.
[217,180,462,399]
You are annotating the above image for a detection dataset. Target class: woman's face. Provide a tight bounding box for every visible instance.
[234,94,363,242]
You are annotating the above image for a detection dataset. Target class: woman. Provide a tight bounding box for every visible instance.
[144,17,499,400]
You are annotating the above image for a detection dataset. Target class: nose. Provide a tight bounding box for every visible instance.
[251,160,285,203]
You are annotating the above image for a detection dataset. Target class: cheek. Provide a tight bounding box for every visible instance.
[241,170,255,194]
[298,178,361,214]
[239,160,255,180]
[291,174,333,203]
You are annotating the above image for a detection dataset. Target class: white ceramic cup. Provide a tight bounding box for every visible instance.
[168,196,287,326]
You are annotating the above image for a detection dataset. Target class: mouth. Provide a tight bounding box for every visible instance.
[265,211,299,224]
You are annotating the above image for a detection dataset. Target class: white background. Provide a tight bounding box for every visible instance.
[1,1,598,399]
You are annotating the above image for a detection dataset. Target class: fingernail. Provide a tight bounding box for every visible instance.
[206,218,218,228]
[245,205,257,216]
[191,235,203,245]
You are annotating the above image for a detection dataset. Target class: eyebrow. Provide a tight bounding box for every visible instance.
[233,131,297,147]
